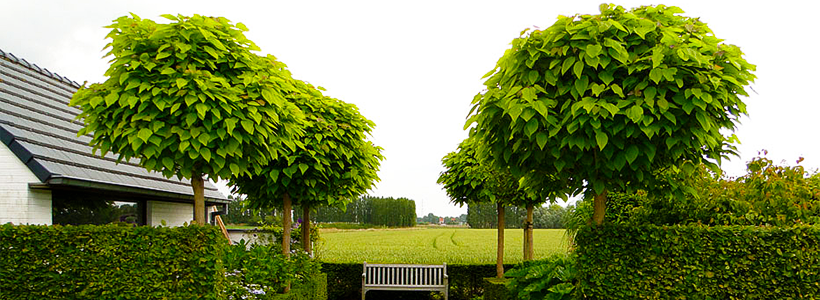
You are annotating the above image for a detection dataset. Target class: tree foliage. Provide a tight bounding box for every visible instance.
[229,86,383,211]
[438,133,531,207]
[71,13,306,181]
[570,154,820,227]
[467,4,756,210]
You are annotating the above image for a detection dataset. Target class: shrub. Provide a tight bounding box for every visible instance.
[575,224,820,299]
[224,240,321,299]
[0,223,226,299]
[505,255,576,300]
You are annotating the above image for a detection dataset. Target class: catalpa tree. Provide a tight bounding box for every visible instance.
[468,4,756,225]
[71,14,306,224]
[439,133,540,277]
[230,80,383,257]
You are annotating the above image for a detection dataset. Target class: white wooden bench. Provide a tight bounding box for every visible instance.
[361,262,448,300]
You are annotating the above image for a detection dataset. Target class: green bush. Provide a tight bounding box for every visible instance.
[322,263,514,300]
[224,240,321,299]
[575,224,820,299]
[504,255,576,300]
[0,223,226,300]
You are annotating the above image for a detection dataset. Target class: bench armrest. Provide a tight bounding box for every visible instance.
[362,272,366,278]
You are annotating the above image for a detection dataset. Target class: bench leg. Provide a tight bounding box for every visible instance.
[361,289,366,300]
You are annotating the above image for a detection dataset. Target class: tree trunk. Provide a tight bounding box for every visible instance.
[592,190,608,225]
[496,202,505,278]
[525,203,534,260]
[282,193,292,292]
[283,193,292,256]
[302,205,311,255]
[191,173,205,225]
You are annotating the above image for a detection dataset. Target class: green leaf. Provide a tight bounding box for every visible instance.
[225,118,237,135]
[696,111,711,131]
[598,70,614,85]
[649,68,663,84]
[591,83,606,96]
[644,87,657,105]
[627,106,644,123]
[525,118,539,137]
[601,103,619,116]
[176,78,188,89]
[532,100,549,117]
[536,132,548,150]
[298,163,309,175]
[241,120,255,134]
[652,48,664,68]
[611,84,624,98]
[161,157,174,170]
[625,145,639,165]
[607,19,627,32]
[561,56,576,75]
[574,75,589,95]
[104,93,119,106]
[200,148,212,162]
[137,128,152,143]
[595,131,608,150]
[585,44,602,57]
[89,96,103,108]
[195,103,208,119]
[203,46,219,59]
[527,70,539,84]
[657,98,669,110]
[573,61,584,79]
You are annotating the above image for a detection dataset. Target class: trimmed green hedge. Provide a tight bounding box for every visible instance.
[575,224,820,299]
[271,273,327,300]
[0,223,226,299]
[322,263,514,300]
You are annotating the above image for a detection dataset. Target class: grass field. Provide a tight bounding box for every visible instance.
[316,227,570,264]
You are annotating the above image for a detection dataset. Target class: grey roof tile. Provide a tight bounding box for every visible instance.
[0,48,227,202]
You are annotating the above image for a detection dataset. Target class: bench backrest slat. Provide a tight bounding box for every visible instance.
[363,263,447,287]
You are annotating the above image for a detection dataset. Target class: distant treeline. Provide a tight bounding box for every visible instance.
[294,196,417,227]
[467,202,569,229]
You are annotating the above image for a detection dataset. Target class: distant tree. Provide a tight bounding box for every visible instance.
[300,196,417,227]
[70,14,307,225]
[467,203,527,229]
[420,213,440,224]
[468,4,756,225]
[533,204,567,229]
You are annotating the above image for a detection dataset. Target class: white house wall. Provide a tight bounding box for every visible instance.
[0,142,52,225]
[146,200,193,227]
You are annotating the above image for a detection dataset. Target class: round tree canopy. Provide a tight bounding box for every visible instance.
[230,80,383,211]
[468,4,756,196]
[70,14,308,182]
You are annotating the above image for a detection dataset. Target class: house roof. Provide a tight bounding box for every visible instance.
[0,48,228,204]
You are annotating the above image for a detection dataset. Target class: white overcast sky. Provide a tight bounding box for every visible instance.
[2,0,819,217]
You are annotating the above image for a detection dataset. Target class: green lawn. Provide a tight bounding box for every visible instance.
[316,227,570,264]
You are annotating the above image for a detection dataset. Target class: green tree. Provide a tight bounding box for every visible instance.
[438,133,537,277]
[468,4,756,225]
[70,14,307,225]
[230,85,383,256]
